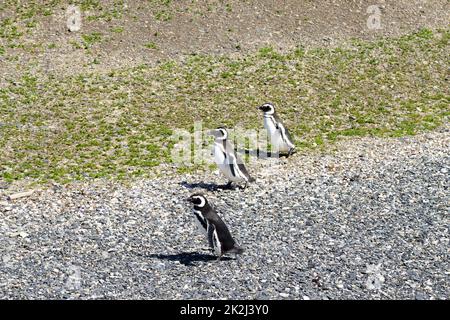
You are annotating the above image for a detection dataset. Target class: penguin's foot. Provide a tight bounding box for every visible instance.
[238,183,248,190]
[287,148,296,157]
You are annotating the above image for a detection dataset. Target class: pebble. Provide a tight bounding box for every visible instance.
[0,129,448,299]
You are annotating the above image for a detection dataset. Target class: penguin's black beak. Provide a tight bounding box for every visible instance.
[186,197,193,203]
[258,105,265,111]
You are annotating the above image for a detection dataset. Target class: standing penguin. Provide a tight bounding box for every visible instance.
[187,193,244,260]
[208,127,255,188]
[258,103,296,156]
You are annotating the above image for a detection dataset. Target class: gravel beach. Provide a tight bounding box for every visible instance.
[0,128,448,299]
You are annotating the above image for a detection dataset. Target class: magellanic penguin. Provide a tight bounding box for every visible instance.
[258,103,296,156]
[208,127,255,188]
[187,193,244,260]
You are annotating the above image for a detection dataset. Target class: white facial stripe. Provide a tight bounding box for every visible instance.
[192,195,206,207]
[266,105,275,115]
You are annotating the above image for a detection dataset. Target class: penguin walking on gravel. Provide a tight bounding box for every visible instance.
[187,193,244,260]
[258,103,296,157]
[208,127,255,189]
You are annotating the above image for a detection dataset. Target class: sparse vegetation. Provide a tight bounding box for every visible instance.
[84,0,127,22]
[144,41,158,49]
[154,10,172,21]
[111,26,124,33]
[79,0,101,11]
[0,28,448,184]
[81,32,103,48]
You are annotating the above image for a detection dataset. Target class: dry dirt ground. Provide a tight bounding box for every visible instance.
[0,0,449,78]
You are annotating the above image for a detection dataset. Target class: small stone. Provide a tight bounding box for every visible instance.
[2,254,11,264]
[18,232,29,238]
[415,292,428,300]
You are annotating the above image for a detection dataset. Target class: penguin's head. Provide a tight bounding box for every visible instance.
[258,103,275,115]
[207,127,228,140]
[187,193,208,209]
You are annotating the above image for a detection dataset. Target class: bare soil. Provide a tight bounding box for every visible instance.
[0,0,449,77]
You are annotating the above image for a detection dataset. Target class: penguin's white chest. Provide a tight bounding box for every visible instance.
[263,116,279,138]
[212,143,242,182]
[264,116,289,152]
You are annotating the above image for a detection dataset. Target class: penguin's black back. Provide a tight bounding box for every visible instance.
[209,215,237,250]
[203,206,241,253]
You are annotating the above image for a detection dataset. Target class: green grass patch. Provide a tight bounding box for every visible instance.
[144,41,158,49]
[111,26,124,33]
[81,32,103,48]
[0,1,60,44]
[154,10,172,21]
[0,28,448,184]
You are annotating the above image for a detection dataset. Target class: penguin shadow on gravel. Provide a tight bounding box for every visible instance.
[235,148,278,160]
[147,252,233,266]
[180,181,237,191]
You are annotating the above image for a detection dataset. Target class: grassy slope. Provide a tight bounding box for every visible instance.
[0,28,449,184]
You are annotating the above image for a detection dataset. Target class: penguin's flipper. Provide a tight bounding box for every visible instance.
[272,113,283,130]
[239,163,254,182]
[278,123,295,150]
[235,160,254,183]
